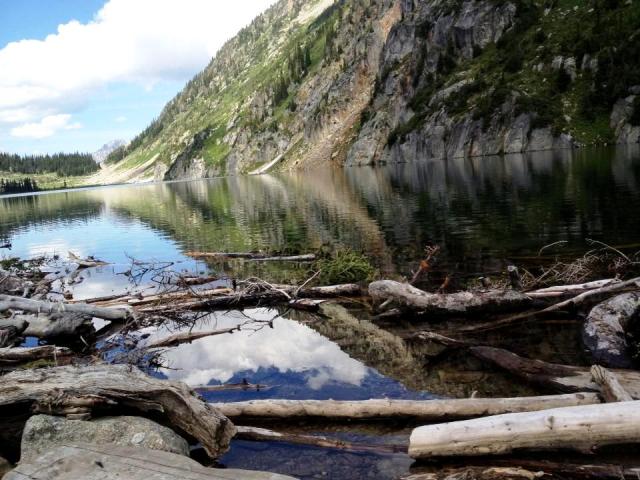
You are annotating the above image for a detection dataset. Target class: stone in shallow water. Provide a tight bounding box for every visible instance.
[20,415,190,461]
[6,444,298,480]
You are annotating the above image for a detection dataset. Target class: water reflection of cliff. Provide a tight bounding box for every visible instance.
[2,146,639,275]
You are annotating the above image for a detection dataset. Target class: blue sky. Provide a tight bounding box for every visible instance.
[0,0,274,155]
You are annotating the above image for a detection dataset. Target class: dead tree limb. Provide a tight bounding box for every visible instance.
[185,252,316,262]
[471,346,640,399]
[590,365,633,402]
[145,327,239,349]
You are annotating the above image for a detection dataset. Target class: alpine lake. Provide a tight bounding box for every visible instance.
[2,146,640,479]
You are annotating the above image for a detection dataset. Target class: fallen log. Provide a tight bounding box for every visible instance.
[194,381,272,392]
[470,346,640,399]
[209,394,600,421]
[0,364,235,458]
[235,425,405,454]
[0,346,72,366]
[408,401,640,458]
[582,292,640,368]
[144,326,238,349]
[0,294,131,321]
[185,251,316,262]
[590,365,633,402]
[369,281,531,316]
[5,313,94,338]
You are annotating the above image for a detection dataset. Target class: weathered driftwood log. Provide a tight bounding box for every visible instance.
[144,326,238,349]
[235,426,405,454]
[210,394,600,421]
[0,364,235,458]
[0,346,72,366]
[185,251,316,262]
[408,401,640,458]
[0,294,131,321]
[526,278,622,298]
[369,281,531,316]
[582,292,640,368]
[590,365,633,402]
[471,346,640,399]
[0,318,27,347]
[5,312,94,338]
[4,444,297,480]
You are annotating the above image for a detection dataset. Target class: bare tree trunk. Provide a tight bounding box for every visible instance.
[409,401,640,458]
[210,394,600,421]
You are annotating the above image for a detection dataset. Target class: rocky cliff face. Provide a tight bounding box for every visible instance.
[108,0,640,181]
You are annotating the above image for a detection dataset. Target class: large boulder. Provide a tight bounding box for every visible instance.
[20,415,190,462]
[582,292,640,368]
[5,444,298,480]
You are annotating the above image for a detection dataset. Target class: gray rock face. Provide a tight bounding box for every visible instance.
[21,415,190,462]
[6,444,298,480]
[611,95,640,145]
[582,292,640,368]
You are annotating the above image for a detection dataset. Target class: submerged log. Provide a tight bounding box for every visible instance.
[369,281,531,316]
[0,364,235,458]
[409,401,640,458]
[210,394,600,421]
[0,346,72,366]
[185,251,316,262]
[582,292,640,368]
[235,425,405,454]
[590,365,633,402]
[471,346,640,399]
[0,294,131,321]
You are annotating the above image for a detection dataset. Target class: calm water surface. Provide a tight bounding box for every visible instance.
[2,146,640,479]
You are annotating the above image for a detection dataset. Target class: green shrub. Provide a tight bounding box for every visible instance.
[313,249,376,285]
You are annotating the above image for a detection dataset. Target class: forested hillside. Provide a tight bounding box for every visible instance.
[0,152,98,177]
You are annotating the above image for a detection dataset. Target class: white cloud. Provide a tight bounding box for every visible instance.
[114,115,127,123]
[0,0,276,132]
[10,114,82,139]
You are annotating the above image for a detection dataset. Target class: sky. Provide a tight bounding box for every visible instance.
[0,0,275,155]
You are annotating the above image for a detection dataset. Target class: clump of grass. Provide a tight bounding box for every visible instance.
[313,249,377,285]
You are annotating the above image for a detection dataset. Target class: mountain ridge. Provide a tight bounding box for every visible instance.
[98,0,640,183]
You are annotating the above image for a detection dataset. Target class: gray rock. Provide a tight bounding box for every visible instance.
[5,444,298,480]
[582,292,640,368]
[21,415,190,462]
